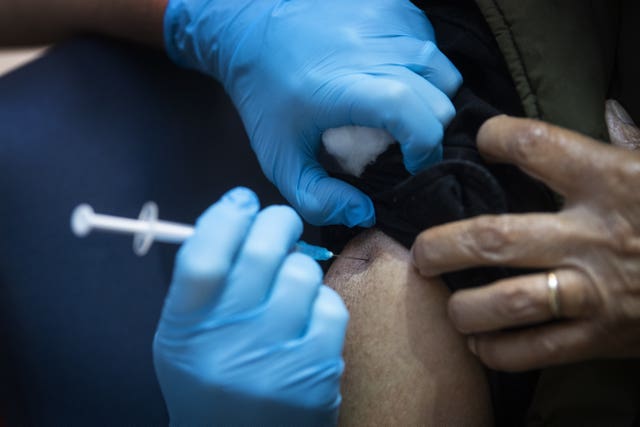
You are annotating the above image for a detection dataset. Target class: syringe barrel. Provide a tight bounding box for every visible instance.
[90,213,194,243]
[152,223,194,244]
[90,214,149,235]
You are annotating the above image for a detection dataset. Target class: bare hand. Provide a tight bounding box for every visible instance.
[411,109,640,372]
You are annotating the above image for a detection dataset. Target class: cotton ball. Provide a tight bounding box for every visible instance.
[322,126,395,177]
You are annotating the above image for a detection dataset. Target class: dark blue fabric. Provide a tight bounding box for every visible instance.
[0,37,319,425]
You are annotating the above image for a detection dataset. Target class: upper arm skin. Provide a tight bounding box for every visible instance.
[325,230,492,426]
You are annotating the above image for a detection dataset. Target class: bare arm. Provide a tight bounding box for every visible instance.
[0,0,168,47]
[325,230,492,425]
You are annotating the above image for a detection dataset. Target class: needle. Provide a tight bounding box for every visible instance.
[333,254,369,261]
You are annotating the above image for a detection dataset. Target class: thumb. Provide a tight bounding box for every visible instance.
[285,162,375,228]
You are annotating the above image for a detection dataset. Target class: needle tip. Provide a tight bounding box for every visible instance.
[333,254,369,262]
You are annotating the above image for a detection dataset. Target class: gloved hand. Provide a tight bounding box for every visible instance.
[153,187,348,426]
[164,0,462,227]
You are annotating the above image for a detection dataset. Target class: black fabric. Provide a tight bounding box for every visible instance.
[322,1,558,425]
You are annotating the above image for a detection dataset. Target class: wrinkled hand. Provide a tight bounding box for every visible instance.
[411,110,640,372]
[153,187,348,426]
[164,0,461,227]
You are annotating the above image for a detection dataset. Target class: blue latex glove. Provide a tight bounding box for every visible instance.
[153,187,348,426]
[164,0,462,227]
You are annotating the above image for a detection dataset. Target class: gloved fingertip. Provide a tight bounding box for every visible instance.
[441,67,463,99]
[195,186,259,232]
[405,144,442,175]
[344,196,376,228]
[222,187,259,210]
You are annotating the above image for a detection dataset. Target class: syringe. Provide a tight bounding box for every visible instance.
[70,202,367,261]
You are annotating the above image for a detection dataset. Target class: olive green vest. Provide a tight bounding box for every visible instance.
[475,0,639,140]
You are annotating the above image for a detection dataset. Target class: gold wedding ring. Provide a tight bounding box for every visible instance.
[547,272,561,318]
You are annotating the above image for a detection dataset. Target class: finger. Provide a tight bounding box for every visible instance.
[388,65,457,126]
[301,286,349,360]
[166,187,259,317]
[283,161,375,227]
[477,116,618,196]
[256,253,323,342]
[326,73,453,174]
[399,39,462,98]
[215,205,303,317]
[467,320,599,372]
[448,269,597,334]
[412,213,587,276]
[261,287,346,410]
[366,37,462,98]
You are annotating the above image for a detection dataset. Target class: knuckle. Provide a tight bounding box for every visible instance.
[495,285,542,322]
[615,156,640,183]
[380,81,413,112]
[602,216,640,255]
[463,216,514,262]
[510,120,551,162]
[597,155,640,202]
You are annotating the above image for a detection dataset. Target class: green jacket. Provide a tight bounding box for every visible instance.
[472,2,640,425]
[475,0,639,140]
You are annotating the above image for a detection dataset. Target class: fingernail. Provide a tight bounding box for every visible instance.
[410,244,425,272]
[224,187,259,209]
[409,241,436,276]
[467,336,477,355]
[409,245,418,266]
